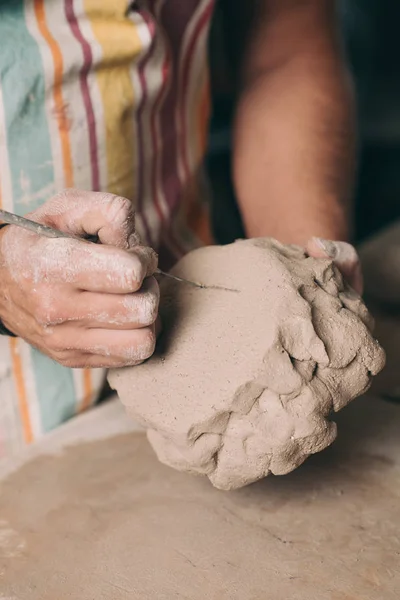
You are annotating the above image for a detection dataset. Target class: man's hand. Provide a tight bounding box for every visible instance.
[306,237,363,295]
[0,190,159,368]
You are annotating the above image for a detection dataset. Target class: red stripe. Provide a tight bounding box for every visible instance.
[179,0,215,183]
[164,0,214,258]
[135,10,158,247]
[149,3,170,228]
[158,0,200,217]
[65,0,100,191]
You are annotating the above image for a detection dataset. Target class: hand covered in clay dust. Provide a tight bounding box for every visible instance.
[306,237,363,295]
[0,190,159,368]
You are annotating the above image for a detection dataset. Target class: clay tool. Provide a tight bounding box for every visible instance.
[0,209,238,292]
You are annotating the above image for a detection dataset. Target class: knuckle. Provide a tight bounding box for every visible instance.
[104,194,135,240]
[102,194,133,221]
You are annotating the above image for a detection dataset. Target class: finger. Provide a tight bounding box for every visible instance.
[31,237,157,293]
[47,324,156,364]
[79,355,145,369]
[32,190,138,249]
[306,237,364,295]
[58,278,160,329]
[51,352,144,369]
[83,325,156,363]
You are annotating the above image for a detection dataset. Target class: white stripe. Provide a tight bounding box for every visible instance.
[0,85,14,212]
[129,2,167,246]
[72,368,84,404]
[0,339,22,458]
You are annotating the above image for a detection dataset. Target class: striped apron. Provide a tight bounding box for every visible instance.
[0,0,215,457]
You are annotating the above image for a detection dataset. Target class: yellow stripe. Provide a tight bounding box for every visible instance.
[83,0,142,201]
[34,0,93,407]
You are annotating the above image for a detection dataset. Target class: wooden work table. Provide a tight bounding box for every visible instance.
[1,310,400,599]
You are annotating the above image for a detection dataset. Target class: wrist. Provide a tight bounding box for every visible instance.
[240,199,350,247]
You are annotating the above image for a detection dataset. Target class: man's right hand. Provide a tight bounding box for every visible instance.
[0,190,159,368]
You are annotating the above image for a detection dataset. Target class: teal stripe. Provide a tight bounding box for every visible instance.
[0,1,77,433]
[29,351,77,431]
[0,1,54,211]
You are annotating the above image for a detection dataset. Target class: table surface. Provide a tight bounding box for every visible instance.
[1,307,400,600]
[0,390,399,600]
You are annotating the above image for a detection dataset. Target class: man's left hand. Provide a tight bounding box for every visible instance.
[306,237,363,295]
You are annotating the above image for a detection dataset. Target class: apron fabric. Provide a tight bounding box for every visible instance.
[0,0,215,458]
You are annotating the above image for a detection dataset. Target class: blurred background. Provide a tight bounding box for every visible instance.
[206,0,400,246]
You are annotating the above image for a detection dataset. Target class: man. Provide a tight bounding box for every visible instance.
[0,0,361,456]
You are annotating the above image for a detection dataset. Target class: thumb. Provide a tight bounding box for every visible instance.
[31,189,140,249]
[306,237,364,295]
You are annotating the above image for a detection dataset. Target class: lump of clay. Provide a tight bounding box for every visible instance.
[109,239,385,490]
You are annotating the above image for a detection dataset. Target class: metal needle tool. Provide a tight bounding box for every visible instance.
[0,209,238,292]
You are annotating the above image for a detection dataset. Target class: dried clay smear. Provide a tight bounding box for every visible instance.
[109,238,386,490]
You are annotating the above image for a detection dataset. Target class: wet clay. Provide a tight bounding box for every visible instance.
[109,239,386,490]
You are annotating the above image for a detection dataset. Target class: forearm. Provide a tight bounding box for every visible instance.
[233,3,356,245]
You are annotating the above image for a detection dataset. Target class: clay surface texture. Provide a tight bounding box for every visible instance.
[109,239,385,490]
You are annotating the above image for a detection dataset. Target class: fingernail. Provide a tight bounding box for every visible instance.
[312,237,338,259]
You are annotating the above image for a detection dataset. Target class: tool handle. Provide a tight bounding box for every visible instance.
[0,209,98,243]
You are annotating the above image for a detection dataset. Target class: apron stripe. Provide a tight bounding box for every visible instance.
[33,0,74,188]
[135,8,158,247]
[9,339,33,444]
[65,0,100,192]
